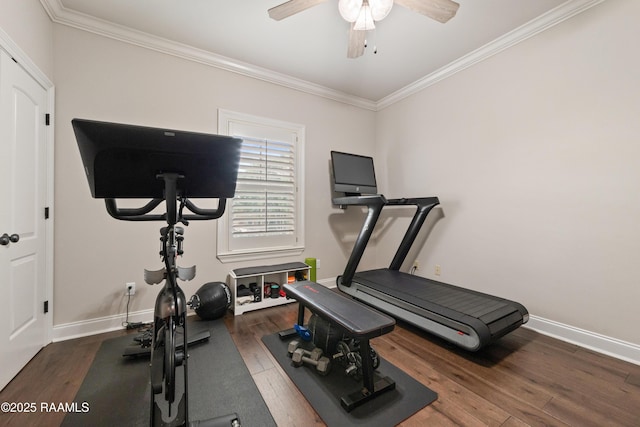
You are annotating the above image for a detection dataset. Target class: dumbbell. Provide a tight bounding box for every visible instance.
[288,339,301,355]
[291,347,331,375]
[287,339,311,359]
[295,346,323,361]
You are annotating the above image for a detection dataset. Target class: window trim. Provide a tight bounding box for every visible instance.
[216,109,305,263]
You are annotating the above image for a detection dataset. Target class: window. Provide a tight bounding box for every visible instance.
[217,109,305,262]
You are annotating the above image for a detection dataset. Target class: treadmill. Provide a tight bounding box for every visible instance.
[330,151,528,351]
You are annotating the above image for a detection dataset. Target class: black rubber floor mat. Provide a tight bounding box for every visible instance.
[262,332,437,426]
[63,319,275,427]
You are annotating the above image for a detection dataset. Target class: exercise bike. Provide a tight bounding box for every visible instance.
[73,119,243,427]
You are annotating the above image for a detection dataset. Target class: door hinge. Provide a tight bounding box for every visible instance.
[45,113,50,126]
[45,207,50,219]
[44,300,49,314]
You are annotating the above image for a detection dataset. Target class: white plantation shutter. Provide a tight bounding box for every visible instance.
[232,137,296,238]
[217,110,305,262]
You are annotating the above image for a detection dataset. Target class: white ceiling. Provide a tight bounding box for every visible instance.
[42,0,598,108]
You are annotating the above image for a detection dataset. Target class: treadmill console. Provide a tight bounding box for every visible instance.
[330,151,377,196]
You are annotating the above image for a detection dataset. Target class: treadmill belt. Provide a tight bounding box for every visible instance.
[353,269,517,325]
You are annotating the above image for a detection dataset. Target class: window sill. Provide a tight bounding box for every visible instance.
[216,246,305,263]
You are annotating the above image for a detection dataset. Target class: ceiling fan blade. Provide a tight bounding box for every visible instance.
[268,0,328,21]
[394,0,460,23]
[347,25,366,59]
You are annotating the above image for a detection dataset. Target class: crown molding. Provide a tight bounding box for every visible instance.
[0,25,54,89]
[376,0,606,109]
[40,0,604,112]
[39,0,378,111]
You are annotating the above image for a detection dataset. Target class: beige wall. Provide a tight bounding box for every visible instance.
[5,0,638,350]
[0,0,53,79]
[375,0,640,345]
[52,25,376,325]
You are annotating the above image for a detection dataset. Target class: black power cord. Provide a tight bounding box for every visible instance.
[122,288,146,330]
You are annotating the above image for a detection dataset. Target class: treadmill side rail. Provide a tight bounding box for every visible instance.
[387,197,440,270]
[334,195,386,287]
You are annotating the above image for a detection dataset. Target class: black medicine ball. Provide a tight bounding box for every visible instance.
[191,282,231,320]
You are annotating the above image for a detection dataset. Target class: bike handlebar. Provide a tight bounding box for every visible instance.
[105,197,228,222]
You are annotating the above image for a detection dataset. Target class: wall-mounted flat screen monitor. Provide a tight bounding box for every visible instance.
[72,118,242,199]
[330,151,377,195]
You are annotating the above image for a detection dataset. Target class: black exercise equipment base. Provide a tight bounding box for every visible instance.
[341,374,395,412]
[123,330,211,358]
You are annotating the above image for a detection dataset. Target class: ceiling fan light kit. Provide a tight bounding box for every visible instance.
[340,0,394,29]
[268,0,460,58]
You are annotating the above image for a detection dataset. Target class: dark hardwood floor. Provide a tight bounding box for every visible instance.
[2,302,639,426]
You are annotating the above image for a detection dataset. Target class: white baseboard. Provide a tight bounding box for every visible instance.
[52,309,154,342]
[52,278,640,366]
[525,315,640,366]
[316,277,337,289]
[320,276,640,366]
[52,279,337,342]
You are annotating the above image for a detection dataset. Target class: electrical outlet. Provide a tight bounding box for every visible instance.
[126,282,136,296]
[413,260,419,270]
[316,259,321,269]
[435,265,441,276]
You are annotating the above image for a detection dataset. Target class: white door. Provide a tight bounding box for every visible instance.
[0,49,48,390]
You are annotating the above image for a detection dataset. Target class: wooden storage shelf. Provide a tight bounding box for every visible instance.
[229,262,310,315]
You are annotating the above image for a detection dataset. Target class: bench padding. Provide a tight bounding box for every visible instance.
[283,281,395,339]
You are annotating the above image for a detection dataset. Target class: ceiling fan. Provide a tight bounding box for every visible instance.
[268,0,460,58]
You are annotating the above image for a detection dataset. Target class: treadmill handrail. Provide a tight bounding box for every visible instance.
[334,194,440,286]
[332,194,387,207]
[386,196,439,206]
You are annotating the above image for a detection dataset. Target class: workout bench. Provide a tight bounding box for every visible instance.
[282,281,396,411]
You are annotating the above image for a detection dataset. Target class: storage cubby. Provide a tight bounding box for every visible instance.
[229,262,310,315]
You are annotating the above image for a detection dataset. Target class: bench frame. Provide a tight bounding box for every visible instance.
[281,281,396,411]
